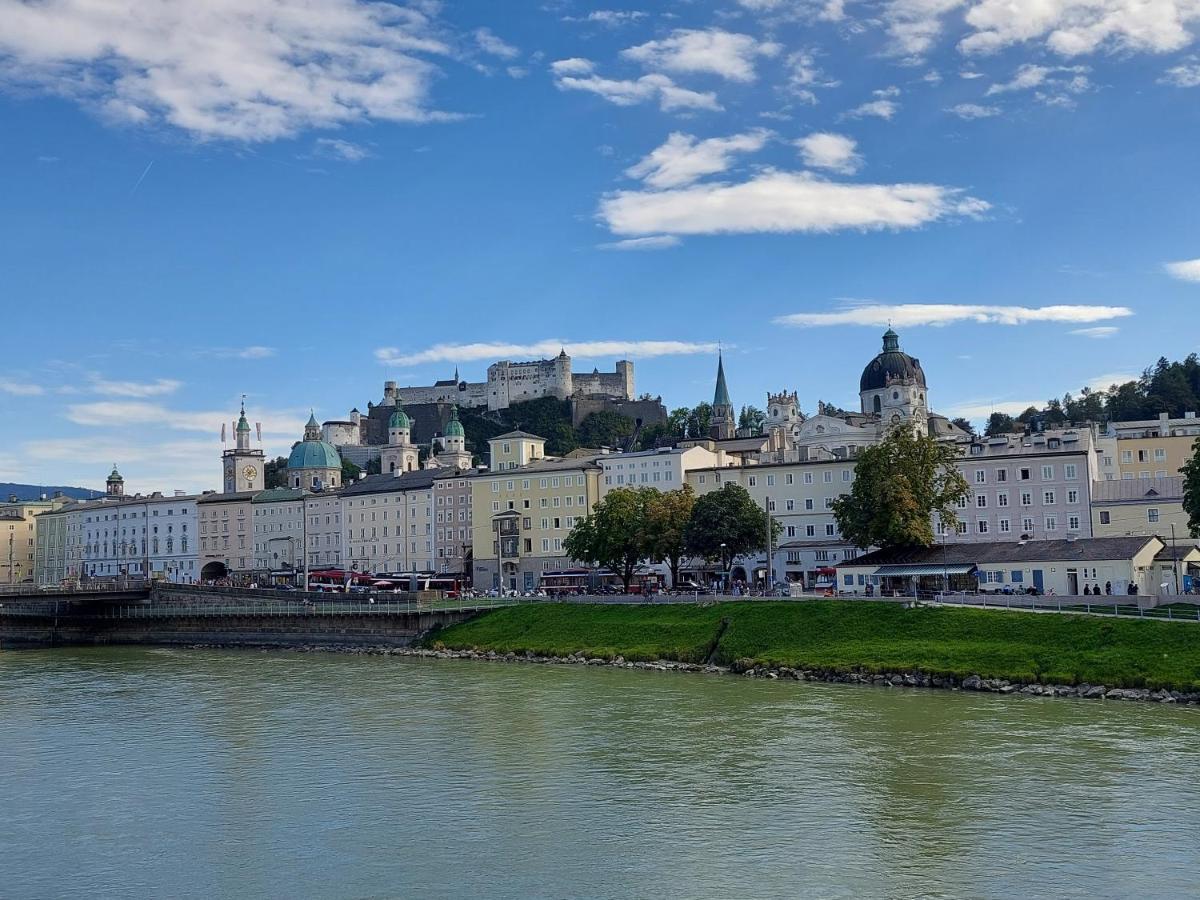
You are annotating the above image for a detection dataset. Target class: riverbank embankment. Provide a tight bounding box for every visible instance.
[416,601,1200,701]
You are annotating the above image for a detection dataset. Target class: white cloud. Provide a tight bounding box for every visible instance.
[944,399,1045,419]
[775,302,1133,327]
[883,0,967,58]
[784,50,840,102]
[313,137,371,162]
[1161,58,1200,86]
[229,346,276,359]
[625,130,771,188]
[985,63,1090,106]
[89,377,182,398]
[375,340,719,367]
[946,102,1001,118]
[843,89,901,119]
[599,171,987,237]
[1086,371,1140,391]
[474,27,519,60]
[621,28,780,82]
[1165,258,1200,282]
[795,132,861,173]
[567,10,648,26]
[1069,326,1119,338]
[0,0,454,141]
[553,69,721,111]
[551,57,596,76]
[64,400,304,437]
[960,0,1200,56]
[597,235,682,250]
[0,379,45,396]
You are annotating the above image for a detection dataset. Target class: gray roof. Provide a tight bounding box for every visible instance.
[483,456,601,475]
[198,491,258,504]
[490,430,545,441]
[1091,476,1184,503]
[1155,543,1200,562]
[340,470,437,497]
[842,535,1162,567]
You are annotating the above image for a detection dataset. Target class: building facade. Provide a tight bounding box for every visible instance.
[433,468,475,576]
[222,402,266,494]
[597,445,719,498]
[198,491,256,578]
[287,413,343,490]
[77,490,199,581]
[1091,476,1188,538]
[340,470,436,573]
[305,491,344,569]
[252,488,306,572]
[1,492,71,584]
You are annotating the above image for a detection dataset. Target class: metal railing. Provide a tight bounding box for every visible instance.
[0,579,150,596]
[928,592,1200,622]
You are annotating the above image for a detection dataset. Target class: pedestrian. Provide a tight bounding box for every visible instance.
[1105,581,1112,595]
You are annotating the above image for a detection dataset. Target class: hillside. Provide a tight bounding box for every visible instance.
[0,483,102,501]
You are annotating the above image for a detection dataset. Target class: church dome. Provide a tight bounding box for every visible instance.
[859,328,926,392]
[287,440,342,471]
[389,407,411,430]
[444,406,464,437]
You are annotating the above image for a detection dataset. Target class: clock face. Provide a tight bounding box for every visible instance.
[242,465,259,481]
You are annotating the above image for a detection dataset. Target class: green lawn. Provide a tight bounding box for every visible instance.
[427,601,1200,691]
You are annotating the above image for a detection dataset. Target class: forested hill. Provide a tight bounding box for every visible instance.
[982,355,1200,436]
[0,483,102,501]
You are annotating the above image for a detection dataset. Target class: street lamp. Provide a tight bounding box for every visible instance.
[719,542,729,594]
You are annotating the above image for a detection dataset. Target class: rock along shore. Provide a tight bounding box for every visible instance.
[181,641,1200,705]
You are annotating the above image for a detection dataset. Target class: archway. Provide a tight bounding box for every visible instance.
[201,561,228,581]
[730,566,748,584]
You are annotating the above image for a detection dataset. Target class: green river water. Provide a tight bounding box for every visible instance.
[2,647,1198,899]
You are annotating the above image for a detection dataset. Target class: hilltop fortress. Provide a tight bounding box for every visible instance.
[382,350,634,411]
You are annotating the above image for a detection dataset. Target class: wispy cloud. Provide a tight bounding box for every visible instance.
[1165,258,1200,282]
[1069,326,1119,338]
[89,377,182,397]
[842,88,900,120]
[775,303,1133,328]
[946,102,1001,119]
[600,172,988,237]
[313,138,371,162]
[625,130,771,188]
[197,345,277,360]
[64,400,304,437]
[620,28,780,82]
[474,27,519,60]
[597,236,682,251]
[944,399,1045,419]
[375,340,719,367]
[0,0,455,141]
[551,60,722,111]
[0,379,45,397]
[795,132,861,173]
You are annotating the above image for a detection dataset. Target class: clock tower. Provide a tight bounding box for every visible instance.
[223,400,265,494]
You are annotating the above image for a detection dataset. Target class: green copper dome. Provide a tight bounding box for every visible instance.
[444,406,464,437]
[287,439,342,471]
[389,405,411,430]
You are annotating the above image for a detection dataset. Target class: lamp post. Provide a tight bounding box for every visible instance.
[1171,522,1181,596]
[720,542,729,594]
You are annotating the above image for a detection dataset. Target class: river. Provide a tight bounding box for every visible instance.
[2,648,1198,899]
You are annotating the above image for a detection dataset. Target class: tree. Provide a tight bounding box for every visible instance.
[832,427,970,550]
[684,483,780,583]
[1181,436,1200,537]
[264,456,289,489]
[644,486,695,587]
[341,459,362,483]
[578,410,635,448]
[365,457,382,476]
[563,487,652,592]
[686,402,712,439]
[984,412,1016,437]
[950,416,975,437]
[739,405,766,433]
[667,407,691,438]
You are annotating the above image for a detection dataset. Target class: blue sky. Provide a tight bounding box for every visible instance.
[2,0,1199,493]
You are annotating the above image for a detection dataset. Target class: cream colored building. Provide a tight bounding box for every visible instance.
[472,432,602,592]
[597,445,720,498]
[305,491,344,569]
[1094,412,1200,481]
[252,488,306,572]
[1,492,71,584]
[1091,476,1189,538]
[340,470,436,573]
[198,490,257,578]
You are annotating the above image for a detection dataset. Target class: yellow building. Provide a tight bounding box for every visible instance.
[1091,476,1189,538]
[471,432,601,592]
[1097,412,1200,480]
[1,493,72,585]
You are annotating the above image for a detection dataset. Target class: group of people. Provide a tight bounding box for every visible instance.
[1081,581,1119,596]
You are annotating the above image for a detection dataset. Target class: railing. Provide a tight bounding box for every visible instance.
[928,592,1200,622]
[0,579,150,596]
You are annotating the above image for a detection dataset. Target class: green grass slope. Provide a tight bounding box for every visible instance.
[427,601,1200,691]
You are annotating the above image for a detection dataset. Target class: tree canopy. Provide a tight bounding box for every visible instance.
[684,483,780,572]
[1181,437,1200,538]
[644,486,696,586]
[563,487,653,591]
[832,427,970,550]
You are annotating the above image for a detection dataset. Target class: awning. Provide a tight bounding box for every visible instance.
[874,563,977,577]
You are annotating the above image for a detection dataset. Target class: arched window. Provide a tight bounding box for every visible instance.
[892,391,900,400]
[873,395,881,414]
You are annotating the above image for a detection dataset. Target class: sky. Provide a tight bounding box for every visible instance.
[1,0,1199,494]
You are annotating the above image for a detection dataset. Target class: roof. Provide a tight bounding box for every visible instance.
[252,488,306,504]
[198,490,258,504]
[339,470,437,497]
[713,354,731,408]
[860,328,927,392]
[490,430,545,441]
[287,439,342,470]
[1155,543,1200,562]
[1092,476,1184,503]
[840,535,1163,567]
[479,456,601,476]
[444,406,464,437]
[388,406,411,429]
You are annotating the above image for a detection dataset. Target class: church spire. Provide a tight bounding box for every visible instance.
[710,351,736,440]
[713,351,731,408]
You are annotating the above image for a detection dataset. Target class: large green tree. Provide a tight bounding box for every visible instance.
[832,427,970,550]
[644,485,696,587]
[263,455,289,489]
[738,405,766,432]
[577,410,635,448]
[563,487,653,592]
[984,412,1016,437]
[684,483,780,582]
[1180,436,1200,537]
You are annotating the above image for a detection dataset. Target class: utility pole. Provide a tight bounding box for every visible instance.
[764,494,773,592]
[1171,522,1181,595]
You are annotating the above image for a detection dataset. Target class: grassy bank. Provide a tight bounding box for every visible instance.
[425,601,1200,691]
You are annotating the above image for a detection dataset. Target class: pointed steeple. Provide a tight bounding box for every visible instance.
[303,410,321,442]
[713,352,732,408]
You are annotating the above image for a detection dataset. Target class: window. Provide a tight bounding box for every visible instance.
[825,524,836,536]
[956,496,968,509]
[997,493,1008,507]
[996,469,1007,482]
[975,470,986,484]
[1021,492,1032,507]
[976,495,987,508]
[1067,490,1078,504]
[1041,465,1053,480]
[823,471,833,483]
[1020,468,1031,480]
[1064,464,1077,479]
[1155,448,1167,461]
[1148,508,1160,523]
[786,474,794,485]
[805,499,814,510]
[786,499,795,511]
[767,475,775,487]
[748,476,757,487]
[806,525,815,537]
[977,520,989,533]
[1121,450,1132,463]
[999,519,1010,533]
[804,473,813,484]
[1069,515,1081,531]
[1099,510,1111,524]
[1043,491,1056,505]
[842,470,851,482]
[1045,516,1057,531]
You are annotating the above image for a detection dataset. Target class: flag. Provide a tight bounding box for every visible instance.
[221,423,226,442]
[256,422,262,442]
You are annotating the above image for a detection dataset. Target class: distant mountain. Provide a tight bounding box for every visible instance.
[0,483,103,502]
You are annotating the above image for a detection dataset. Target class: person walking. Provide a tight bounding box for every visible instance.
[1105,581,1112,595]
